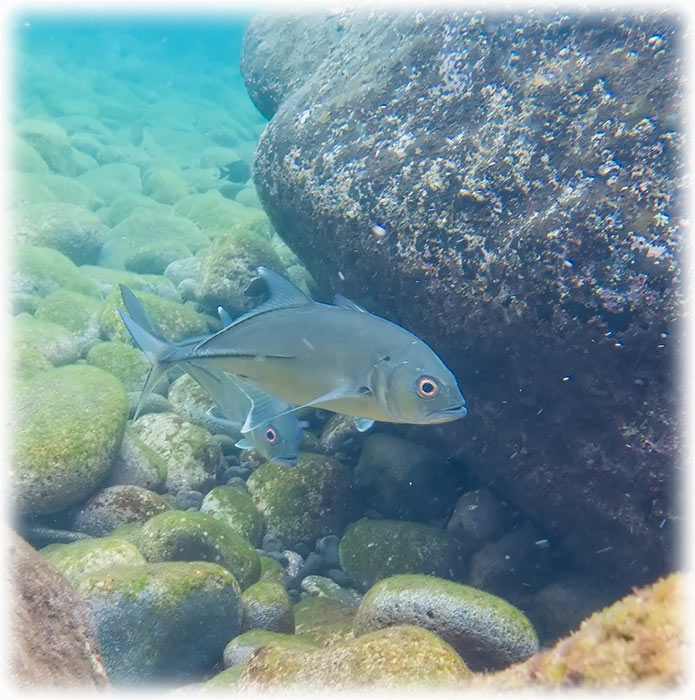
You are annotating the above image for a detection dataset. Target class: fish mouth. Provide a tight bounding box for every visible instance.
[430,404,468,422]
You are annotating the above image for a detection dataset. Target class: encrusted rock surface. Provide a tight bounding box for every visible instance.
[242,9,683,585]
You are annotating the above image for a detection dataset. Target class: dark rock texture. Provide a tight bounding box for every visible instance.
[8,530,110,688]
[242,10,683,586]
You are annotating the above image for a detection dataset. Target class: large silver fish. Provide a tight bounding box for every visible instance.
[167,267,467,431]
[118,286,304,466]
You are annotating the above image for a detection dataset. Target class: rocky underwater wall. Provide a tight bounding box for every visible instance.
[241,9,684,588]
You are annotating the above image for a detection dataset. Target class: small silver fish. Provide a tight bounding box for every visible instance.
[118,286,303,466]
[164,267,467,430]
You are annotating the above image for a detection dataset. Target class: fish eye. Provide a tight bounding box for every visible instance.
[416,376,439,399]
[264,426,278,444]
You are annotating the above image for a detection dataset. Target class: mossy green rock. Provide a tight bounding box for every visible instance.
[73,485,172,537]
[300,575,362,607]
[40,536,146,585]
[13,135,49,173]
[193,231,284,314]
[259,555,286,585]
[81,265,180,300]
[201,665,245,691]
[11,345,54,382]
[100,210,208,268]
[13,243,100,298]
[98,287,208,344]
[125,240,193,275]
[174,191,271,239]
[75,561,242,686]
[293,597,356,646]
[136,510,261,590]
[247,452,352,548]
[241,581,294,633]
[12,202,109,265]
[104,192,170,227]
[132,412,224,493]
[239,624,470,690]
[339,519,465,591]
[16,118,77,175]
[224,630,316,669]
[201,486,265,547]
[166,373,228,435]
[76,162,142,205]
[106,425,168,491]
[11,364,129,514]
[141,165,189,205]
[86,341,150,392]
[12,171,102,210]
[353,574,539,671]
[13,314,79,366]
[34,289,102,353]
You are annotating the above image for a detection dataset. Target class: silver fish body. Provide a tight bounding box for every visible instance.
[174,268,467,428]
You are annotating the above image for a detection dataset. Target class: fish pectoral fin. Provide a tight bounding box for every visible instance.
[235,438,254,450]
[353,417,375,432]
[242,385,370,432]
[333,293,369,313]
[217,306,234,327]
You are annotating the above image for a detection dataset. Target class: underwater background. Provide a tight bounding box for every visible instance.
[8,8,684,690]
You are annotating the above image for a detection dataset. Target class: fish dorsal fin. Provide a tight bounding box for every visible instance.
[217,306,234,327]
[199,268,312,344]
[333,293,369,313]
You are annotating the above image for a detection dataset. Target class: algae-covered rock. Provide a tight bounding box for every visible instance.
[11,364,129,514]
[131,412,225,494]
[12,172,102,210]
[224,630,316,669]
[193,230,285,314]
[239,624,470,689]
[40,537,146,585]
[259,555,286,585]
[200,145,241,169]
[201,485,265,547]
[125,240,193,275]
[76,162,142,204]
[300,575,362,607]
[12,202,109,265]
[106,426,168,491]
[339,519,465,591]
[72,485,172,537]
[201,665,245,691]
[104,192,170,227]
[247,452,352,548]
[293,596,356,646]
[13,135,49,173]
[100,210,208,269]
[465,572,685,689]
[16,118,76,175]
[75,561,242,686]
[98,286,208,344]
[81,265,180,300]
[85,341,150,393]
[11,346,54,382]
[241,581,294,633]
[136,510,261,590]
[353,432,458,521]
[34,289,102,353]
[13,314,79,366]
[174,191,271,239]
[13,243,100,298]
[353,574,538,671]
[9,531,110,689]
[141,164,189,205]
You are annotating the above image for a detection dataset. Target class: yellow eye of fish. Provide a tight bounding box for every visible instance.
[264,426,278,444]
[416,376,439,399]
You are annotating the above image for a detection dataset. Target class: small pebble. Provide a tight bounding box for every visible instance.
[174,490,204,511]
[224,477,249,492]
[262,533,284,553]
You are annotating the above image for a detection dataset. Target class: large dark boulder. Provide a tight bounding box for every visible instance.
[242,10,683,587]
